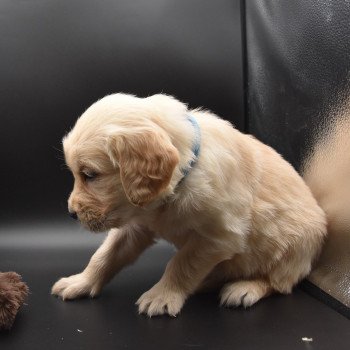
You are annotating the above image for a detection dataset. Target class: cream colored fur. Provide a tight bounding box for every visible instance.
[52,93,327,316]
[302,100,350,306]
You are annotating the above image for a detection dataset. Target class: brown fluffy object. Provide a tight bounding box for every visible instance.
[0,272,28,330]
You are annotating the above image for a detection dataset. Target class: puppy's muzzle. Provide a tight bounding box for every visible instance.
[68,210,78,220]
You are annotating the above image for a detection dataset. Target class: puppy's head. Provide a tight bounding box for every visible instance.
[63,94,182,232]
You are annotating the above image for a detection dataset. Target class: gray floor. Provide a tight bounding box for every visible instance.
[1,222,349,350]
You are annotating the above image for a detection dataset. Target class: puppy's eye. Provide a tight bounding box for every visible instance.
[82,171,98,181]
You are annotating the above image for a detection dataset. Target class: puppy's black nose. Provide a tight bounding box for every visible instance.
[69,211,78,220]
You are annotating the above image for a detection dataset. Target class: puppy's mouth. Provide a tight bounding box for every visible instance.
[78,212,124,233]
[83,220,107,233]
[76,210,108,233]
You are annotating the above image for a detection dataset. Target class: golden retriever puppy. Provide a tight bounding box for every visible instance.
[52,93,327,317]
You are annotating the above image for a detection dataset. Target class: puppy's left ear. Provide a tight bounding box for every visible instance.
[108,129,179,207]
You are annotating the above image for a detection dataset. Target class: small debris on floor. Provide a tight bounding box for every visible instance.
[302,337,313,342]
[77,329,83,333]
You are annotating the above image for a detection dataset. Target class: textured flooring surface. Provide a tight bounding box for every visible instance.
[0,223,349,350]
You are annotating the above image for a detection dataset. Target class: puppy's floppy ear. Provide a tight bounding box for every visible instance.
[108,128,179,206]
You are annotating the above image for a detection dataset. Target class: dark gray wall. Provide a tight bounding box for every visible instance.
[246,0,350,170]
[0,0,244,223]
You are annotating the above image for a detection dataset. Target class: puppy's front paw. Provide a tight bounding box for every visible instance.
[136,282,185,317]
[51,273,101,301]
[220,280,272,308]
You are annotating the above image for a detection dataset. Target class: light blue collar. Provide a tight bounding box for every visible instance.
[178,115,201,185]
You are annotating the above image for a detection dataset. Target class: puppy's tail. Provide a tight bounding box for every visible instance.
[302,99,350,237]
[301,98,350,307]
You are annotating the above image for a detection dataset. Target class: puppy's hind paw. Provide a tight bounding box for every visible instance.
[220,279,272,308]
[51,273,101,301]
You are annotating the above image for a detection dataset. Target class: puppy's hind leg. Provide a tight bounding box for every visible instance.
[267,248,315,296]
[220,279,273,308]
